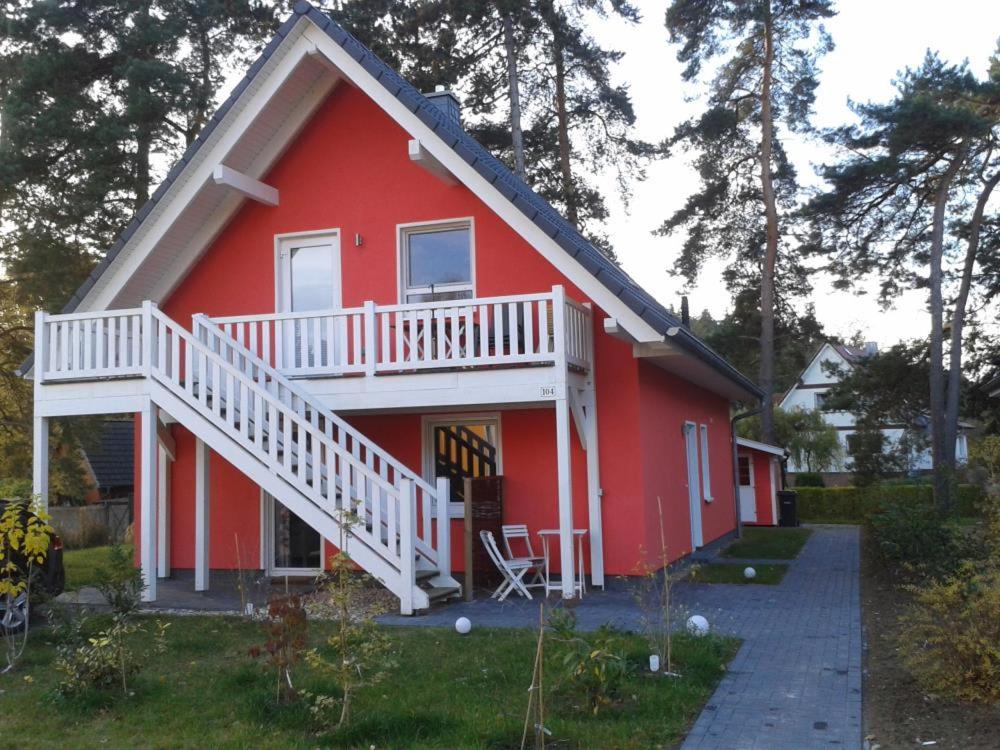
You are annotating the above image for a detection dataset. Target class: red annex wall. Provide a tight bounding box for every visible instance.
[132,79,736,577]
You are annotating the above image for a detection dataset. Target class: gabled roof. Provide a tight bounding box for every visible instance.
[24,2,760,401]
[82,420,135,491]
[736,437,786,457]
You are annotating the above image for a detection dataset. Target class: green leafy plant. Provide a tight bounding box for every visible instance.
[793,472,824,488]
[1,497,52,673]
[547,608,631,715]
[302,501,395,729]
[898,561,1000,703]
[869,500,965,580]
[249,592,308,705]
[94,544,143,618]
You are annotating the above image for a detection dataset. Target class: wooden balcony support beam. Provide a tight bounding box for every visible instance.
[212,165,279,206]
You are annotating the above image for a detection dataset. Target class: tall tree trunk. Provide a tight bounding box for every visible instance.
[502,12,527,181]
[134,123,152,210]
[552,35,577,226]
[943,166,999,467]
[757,2,779,443]
[928,144,968,514]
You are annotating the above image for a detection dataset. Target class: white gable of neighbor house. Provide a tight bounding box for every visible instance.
[780,342,969,474]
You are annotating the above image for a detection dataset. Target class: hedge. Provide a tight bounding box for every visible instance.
[794,484,984,523]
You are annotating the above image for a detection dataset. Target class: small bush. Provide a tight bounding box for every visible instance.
[898,562,1000,703]
[793,472,824,487]
[0,478,32,500]
[869,500,965,580]
[95,544,144,618]
[548,608,631,715]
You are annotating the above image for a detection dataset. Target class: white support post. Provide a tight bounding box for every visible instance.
[141,301,155,377]
[32,416,49,511]
[399,478,415,615]
[139,400,157,602]
[33,311,50,511]
[435,477,451,580]
[363,300,377,377]
[195,437,210,591]
[583,389,605,588]
[555,396,575,599]
[157,445,171,578]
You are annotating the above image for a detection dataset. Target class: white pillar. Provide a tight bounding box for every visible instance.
[398,478,415,615]
[157,445,171,578]
[435,476,451,580]
[32,416,49,511]
[555,397,575,598]
[139,401,157,602]
[195,437,210,591]
[584,390,605,588]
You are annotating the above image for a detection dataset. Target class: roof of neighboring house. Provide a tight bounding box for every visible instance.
[736,437,787,457]
[983,372,1000,398]
[22,1,760,400]
[830,343,870,365]
[83,420,135,491]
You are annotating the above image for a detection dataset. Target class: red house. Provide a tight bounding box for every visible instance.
[29,3,761,613]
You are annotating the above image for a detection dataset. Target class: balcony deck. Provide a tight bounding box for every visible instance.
[34,287,594,413]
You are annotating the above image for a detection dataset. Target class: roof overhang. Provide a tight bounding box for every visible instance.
[736,437,787,457]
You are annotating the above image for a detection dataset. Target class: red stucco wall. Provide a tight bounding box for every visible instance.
[133,80,736,577]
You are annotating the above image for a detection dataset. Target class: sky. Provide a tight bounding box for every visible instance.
[589,0,1000,347]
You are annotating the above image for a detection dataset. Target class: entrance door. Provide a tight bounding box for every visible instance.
[738,455,757,523]
[276,232,342,369]
[264,494,323,575]
[683,422,703,549]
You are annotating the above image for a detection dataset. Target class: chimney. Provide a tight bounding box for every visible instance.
[424,85,461,126]
[864,341,878,357]
[681,295,690,328]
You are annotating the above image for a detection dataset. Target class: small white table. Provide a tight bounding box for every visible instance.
[537,528,587,598]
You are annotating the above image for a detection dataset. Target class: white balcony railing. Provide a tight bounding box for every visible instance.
[208,286,592,379]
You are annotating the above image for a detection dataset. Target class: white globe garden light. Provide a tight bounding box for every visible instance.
[744,566,757,580]
[686,614,710,637]
[455,616,472,635]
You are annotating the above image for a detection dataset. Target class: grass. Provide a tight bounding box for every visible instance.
[63,545,116,590]
[689,563,787,585]
[720,527,813,560]
[0,614,738,749]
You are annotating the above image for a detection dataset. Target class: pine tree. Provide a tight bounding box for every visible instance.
[804,51,1000,511]
[660,0,835,438]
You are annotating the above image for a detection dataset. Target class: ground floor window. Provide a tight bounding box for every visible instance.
[423,415,501,503]
[263,494,322,574]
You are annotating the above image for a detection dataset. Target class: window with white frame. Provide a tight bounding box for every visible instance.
[699,424,713,501]
[814,391,827,410]
[400,222,473,303]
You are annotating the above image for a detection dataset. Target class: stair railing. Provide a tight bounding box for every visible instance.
[192,313,448,573]
[143,303,422,591]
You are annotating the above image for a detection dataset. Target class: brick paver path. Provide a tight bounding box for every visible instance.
[678,525,862,750]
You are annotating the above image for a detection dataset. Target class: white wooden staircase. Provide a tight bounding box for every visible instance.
[36,303,460,613]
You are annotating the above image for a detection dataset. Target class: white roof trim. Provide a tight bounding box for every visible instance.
[736,437,786,456]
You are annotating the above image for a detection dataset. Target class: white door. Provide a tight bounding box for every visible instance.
[684,423,703,549]
[276,232,342,369]
[738,455,757,523]
[263,493,323,576]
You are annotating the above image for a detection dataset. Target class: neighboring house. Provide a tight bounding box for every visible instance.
[81,419,135,502]
[27,2,760,613]
[735,438,785,526]
[779,342,968,476]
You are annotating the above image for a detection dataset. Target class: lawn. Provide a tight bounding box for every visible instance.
[2,614,738,749]
[689,563,787,585]
[63,545,116,590]
[720,527,813,560]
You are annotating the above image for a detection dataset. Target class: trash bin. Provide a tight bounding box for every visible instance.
[777,490,798,527]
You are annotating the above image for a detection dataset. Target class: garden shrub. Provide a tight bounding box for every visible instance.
[793,472,824,487]
[548,608,631,715]
[869,500,965,580]
[249,593,309,704]
[898,561,1000,703]
[95,544,144,618]
[0,478,32,500]
[794,484,984,523]
[55,616,169,696]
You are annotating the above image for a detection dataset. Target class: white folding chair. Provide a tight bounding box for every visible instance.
[501,524,545,590]
[480,530,533,601]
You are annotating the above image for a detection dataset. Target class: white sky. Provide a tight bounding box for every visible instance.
[591,0,1000,346]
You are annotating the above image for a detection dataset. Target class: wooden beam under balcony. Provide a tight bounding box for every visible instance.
[212,165,279,206]
[408,139,457,186]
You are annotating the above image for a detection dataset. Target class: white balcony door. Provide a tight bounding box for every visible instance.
[684,422,703,549]
[276,231,342,370]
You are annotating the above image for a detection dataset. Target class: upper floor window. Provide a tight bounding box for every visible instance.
[814,392,827,410]
[401,222,473,303]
